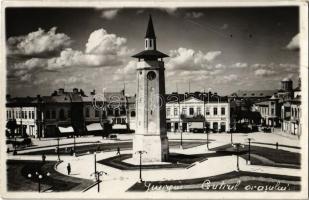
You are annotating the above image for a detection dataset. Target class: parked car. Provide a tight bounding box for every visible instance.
[109,134,118,140]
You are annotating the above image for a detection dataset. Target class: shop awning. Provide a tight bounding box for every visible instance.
[112,124,127,129]
[58,126,74,133]
[86,123,103,131]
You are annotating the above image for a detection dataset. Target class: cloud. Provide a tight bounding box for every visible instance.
[254,69,276,77]
[136,9,144,15]
[113,60,138,81]
[205,51,222,62]
[167,48,222,71]
[251,63,267,68]
[161,8,178,15]
[223,74,238,82]
[101,9,119,19]
[215,64,226,69]
[286,33,299,51]
[85,28,130,56]
[7,28,132,82]
[232,62,248,68]
[185,12,204,19]
[7,27,72,58]
[220,24,229,30]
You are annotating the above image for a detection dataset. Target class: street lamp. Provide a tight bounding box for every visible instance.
[200,90,209,150]
[90,170,108,193]
[245,138,254,164]
[27,171,50,192]
[56,137,60,161]
[232,143,245,171]
[73,134,76,154]
[178,94,183,149]
[94,152,97,175]
[207,88,212,104]
[135,150,147,182]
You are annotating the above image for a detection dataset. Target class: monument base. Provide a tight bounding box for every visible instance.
[133,134,169,163]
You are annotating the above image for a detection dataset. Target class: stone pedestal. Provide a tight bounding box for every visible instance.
[133,134,169,162]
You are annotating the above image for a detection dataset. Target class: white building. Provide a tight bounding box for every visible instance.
[166,93,230,133]
[6,97,39,138]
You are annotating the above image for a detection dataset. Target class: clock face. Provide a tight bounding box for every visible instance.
[147,71,156,80]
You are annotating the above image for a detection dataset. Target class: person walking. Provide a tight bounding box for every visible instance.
[67,163,71,175]
[42,154,46,163]
[116,146,121,155]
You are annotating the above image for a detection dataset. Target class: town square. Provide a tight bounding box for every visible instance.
[2,3,308,199]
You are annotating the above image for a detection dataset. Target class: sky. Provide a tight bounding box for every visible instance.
[5,7,300,97]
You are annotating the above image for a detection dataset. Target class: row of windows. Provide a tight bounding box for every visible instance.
[45,109,70,120]
[166,107,226,116]
[85,107,127,118]
[259,107,275,116]
[291,107,300,119]
[7,110,35,120]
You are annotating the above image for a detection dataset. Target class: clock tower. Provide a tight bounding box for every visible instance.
[132,15,169,162]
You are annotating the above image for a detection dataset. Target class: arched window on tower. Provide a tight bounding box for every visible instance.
[149,39,152,48]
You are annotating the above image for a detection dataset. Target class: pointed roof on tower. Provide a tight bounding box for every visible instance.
[145,15,156,38]
[132,15,168,60]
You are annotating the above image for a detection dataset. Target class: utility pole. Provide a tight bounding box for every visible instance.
[178,93,183,148]
[246,138,253,164]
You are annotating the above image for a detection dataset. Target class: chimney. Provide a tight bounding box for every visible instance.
[73,88,78,94]
[90,89,96,95]
[52,90,58,96]
[58,88,65,95]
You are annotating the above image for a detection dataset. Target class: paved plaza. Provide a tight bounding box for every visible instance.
[6,130,301,193]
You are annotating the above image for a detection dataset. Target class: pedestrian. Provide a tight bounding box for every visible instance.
[276,142,279,150]
[116,146,120,155]
[42,154,46,163]
[67,163,71,175]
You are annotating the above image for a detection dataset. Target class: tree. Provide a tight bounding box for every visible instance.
[6,119,17,138]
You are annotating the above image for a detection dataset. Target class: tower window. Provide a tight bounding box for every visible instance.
[149,39,152,47]
[145,40,147,48]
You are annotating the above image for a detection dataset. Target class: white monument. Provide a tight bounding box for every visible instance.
[132,15,169,162]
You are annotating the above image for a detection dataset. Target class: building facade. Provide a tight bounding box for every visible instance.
[165,93,230,133]
[253,96,280,127]
[6,88,130,138]
[6,97,39,138]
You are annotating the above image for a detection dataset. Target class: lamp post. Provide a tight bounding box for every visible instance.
[20,106,23,137]
[232,143,245,171]
[90,170,108,193]
[245,138,254,164]
[230,131,233,144]
[200,90,209,150]
[27,171,50,192]
[135,150,147,182]
[178,94,183,149]
[73,134,76,153]
[56,137,60,161]
[94,152,97,175]
[207,88,212,104]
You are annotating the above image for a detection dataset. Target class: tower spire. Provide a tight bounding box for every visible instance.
[145,15,156,38]
[132,15,168,61]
